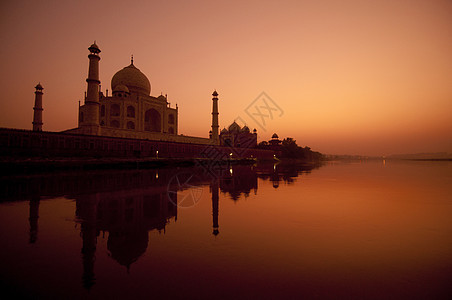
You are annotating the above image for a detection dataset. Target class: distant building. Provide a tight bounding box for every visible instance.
[268,133,282,147]
[219,121,257,148]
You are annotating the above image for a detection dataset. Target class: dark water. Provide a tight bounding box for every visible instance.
[0,160,451,299]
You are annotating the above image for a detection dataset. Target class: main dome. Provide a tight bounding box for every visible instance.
[111,62,151,96]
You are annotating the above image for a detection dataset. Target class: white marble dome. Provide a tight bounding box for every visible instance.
[111,62,150,96]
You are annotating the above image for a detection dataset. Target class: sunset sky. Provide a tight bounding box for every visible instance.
[0,0,451,156]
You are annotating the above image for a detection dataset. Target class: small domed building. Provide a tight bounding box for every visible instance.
[269,133,282,146]
[219,121,257,148]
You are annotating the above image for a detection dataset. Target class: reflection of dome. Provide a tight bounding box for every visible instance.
[107,230,149,271]
[111,63,151,96]
[113,84,129,93]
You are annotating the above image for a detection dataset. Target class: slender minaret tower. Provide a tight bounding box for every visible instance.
[82,42,101,135]
[211,90,219,144]
[32,83,43,131]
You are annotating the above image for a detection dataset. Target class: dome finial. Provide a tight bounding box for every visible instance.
[131,54,134,65]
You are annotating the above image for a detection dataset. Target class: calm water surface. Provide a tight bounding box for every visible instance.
[0,160,451,299]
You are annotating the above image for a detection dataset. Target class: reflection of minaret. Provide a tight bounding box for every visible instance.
[78,194,99,290]
[29,195,40,243]
[211,179,219,236]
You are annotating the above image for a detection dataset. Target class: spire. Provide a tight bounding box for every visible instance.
[32,83,44,131]
[211,90,219,144]
[82,42,101,135]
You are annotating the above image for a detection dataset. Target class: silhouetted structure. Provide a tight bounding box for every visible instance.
[72,43,179,138]
[1,42,283,160]
[211,91,220,144]
[32,83,43,132]
[219,122,257,148]
[268,133,282,147]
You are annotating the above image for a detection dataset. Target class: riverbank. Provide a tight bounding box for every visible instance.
[0,156,260,175]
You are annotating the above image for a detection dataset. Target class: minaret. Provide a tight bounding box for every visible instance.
[32,83,43,131]
[82,42,101,135]
[211,90,219,144]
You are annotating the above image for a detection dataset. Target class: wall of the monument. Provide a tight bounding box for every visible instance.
[0,128,278,159]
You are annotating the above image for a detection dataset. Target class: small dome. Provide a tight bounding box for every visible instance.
[272,133,279,139]
[212,90,218,97]
[111,62,151,96]
[113,84,129,93]
[35,83,43,90]
[241,125,250,133]
[220,128,228,134]
[228,121,240,133]
[157,94,166,101]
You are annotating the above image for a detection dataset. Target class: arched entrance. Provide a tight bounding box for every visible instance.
[144,109,161,132]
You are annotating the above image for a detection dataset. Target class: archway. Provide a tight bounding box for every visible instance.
[144,109,161,132]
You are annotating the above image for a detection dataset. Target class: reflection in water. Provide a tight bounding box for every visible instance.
[29,196,39,244]
[17,162,452,299]
[220,165,258,200]
[75,187,178,289]
[255,161,314,188]
[2,164,318,290]
[211,179,219,236]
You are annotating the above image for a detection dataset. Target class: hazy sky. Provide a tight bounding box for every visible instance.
[0,0,451,156]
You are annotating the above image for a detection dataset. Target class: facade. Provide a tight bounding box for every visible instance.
[67,43,182,141]
[0,127,277,159]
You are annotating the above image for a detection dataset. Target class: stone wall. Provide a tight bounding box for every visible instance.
[0,128,278,159]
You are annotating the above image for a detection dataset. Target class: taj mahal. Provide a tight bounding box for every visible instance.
[58,42,257,148]
[1,42,276,159]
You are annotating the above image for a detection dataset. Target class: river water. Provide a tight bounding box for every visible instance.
[0,160,451,299]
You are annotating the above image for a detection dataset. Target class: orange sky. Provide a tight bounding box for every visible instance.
[0,0,451,156]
